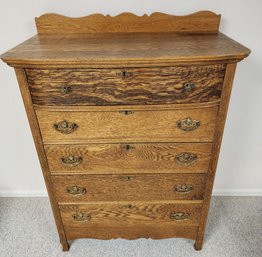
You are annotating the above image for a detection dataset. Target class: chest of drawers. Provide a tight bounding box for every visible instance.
[1,11,250,251]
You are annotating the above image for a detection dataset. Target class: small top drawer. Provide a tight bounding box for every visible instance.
[26,64,225,106]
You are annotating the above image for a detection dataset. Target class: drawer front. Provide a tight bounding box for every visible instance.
[45,143,212,174]
[36,106,218,143]
[52,174,207,202]
[65,225,198,240]
[27,64,225,106]
[59,202,202,227]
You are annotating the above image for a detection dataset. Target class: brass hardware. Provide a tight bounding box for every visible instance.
[72,212,91,222]
[53,120,78,134]
[124,144,135,151]
[183,82,195,93]
[67,185,87,195]
[170,212,189,220]
[119,110,134,115]
[60,205,78,212]
[120,70,132,78]
[60,85,71,95]
[177,117,200,131]
[174,184,193,193]
[61,156,83,167]
[175,152,197,166]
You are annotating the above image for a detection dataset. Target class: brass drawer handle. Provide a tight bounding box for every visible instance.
[174,184,193,193]
[175,152,197,166]
[60,85,71,95]
[170,212,189,220]
[177,117,200,131]
[120,70,132,78]
[119,110,134,115]
[61,156,83,167]
[53,120,78,134]
[183,82,195,93]
[67,185,87,195]
[72,212,91,222]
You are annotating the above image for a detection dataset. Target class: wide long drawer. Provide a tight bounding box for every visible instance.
[27,64,225,106]
[45,143,212,174]
[59,201,202,227]
[36,105,218,143]
[52,173,207,202]
[65,225,198,240]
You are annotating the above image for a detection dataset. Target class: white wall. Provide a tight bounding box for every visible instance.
[0,0,261,196]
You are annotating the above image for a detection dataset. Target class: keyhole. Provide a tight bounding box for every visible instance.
[120,70,131,78]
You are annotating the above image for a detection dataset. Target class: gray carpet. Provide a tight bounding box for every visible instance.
[0,196,261,257]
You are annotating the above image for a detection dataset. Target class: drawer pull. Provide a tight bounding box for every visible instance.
[72,212,91,222]
[67,185,87,195]
[53,120,78,134]
[175,152,197,166]
[119,110,134,115]
[174,184,193,193]
[177,117,200,131]
[60,85,71,95]
[170,212,189,220]
[61,156,83,167]
[120,70,132,78]
[183,82,195,93]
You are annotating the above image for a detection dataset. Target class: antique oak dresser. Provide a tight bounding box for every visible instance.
[1,11,250,251]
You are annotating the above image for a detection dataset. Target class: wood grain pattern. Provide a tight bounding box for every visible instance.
[14,69,69,251]
[194,63,237,250]
[0,33,251,68]
[59,201,202,227]
[65,225,198,240]
[35,11,221,34]
[36,106,218,143]
[51,173,207,202]
[45,143,212,174]
[26,65,226,106]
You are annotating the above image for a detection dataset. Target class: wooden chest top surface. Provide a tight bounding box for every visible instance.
[1,32,250,67]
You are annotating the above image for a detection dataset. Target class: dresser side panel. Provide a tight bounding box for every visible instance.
[14,68,69,250]
[195,63,237,250]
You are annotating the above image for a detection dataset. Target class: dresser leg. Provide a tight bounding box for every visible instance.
[61,241,70,251]
[194,239,203,251]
